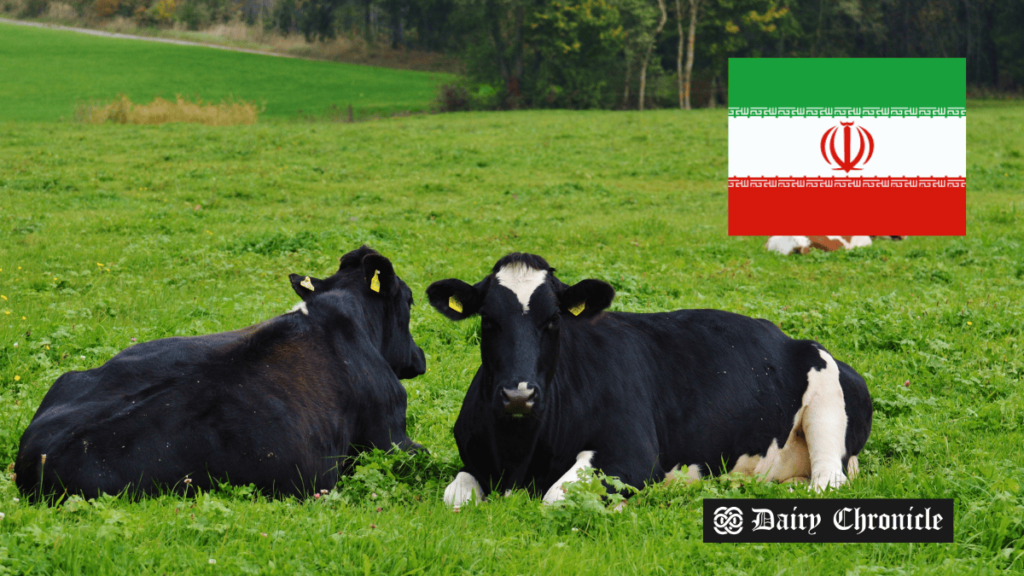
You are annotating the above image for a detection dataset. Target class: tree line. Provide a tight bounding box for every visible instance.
[263,0,1023,109]
[18,0,1023,109]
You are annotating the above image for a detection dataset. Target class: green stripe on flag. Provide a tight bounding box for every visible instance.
[729,58,965,110]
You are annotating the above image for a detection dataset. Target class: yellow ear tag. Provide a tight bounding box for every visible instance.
[449,296,463,313]
[370,270,381,293]
[300,276,315,291]
[569,302,586,316]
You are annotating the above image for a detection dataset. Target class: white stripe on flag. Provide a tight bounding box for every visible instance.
[729,116,966,178]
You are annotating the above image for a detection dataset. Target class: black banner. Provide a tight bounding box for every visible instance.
[703,499,954,543]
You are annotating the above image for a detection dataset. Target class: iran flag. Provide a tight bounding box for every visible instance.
[728,58,966,236]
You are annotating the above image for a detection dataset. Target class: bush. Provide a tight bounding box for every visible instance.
[144,0,175,23]
[524,0,624,109]
[176,0,210,29]
[541,468,637,534]
[436,80,499,112]
[93,0,118,17]
[20,0,48,16]
[436,82,470,112]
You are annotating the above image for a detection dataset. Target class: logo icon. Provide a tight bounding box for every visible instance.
[713,506,744,535]
[820,121,875,173]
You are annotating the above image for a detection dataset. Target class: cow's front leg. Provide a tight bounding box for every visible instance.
[542,450,596,503]
[444,471,484,507]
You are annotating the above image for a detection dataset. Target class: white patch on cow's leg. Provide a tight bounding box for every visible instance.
[847,236,872,248]
[730,454,762,475]
[766,236,811,255]
[760,433,812,482]
[733,429,812,484]
[495,263,547,313]
[542,450,595,504]
[290,302,309,316]
[443,472,483,507]
[803,348,849,491]
[666,463,703,484]
[846,455,860,479]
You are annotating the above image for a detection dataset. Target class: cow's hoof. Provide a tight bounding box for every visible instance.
[846,455,860,479]
[443,472,483,507]
[810,471,847,492]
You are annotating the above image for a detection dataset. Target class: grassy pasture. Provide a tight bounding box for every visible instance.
[0,103,1023,574]
[0,22,450,123]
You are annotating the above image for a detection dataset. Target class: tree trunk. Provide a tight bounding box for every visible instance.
[364,0,372,42]
[676,0,683,109]
[638,0,668,111]
[511,2,525,98]
[623,56,632,109]
[812,0,824,56]
[707,72,717,109]
[683,0,697,110]
[391,4,404,48]
[484,0,511,95]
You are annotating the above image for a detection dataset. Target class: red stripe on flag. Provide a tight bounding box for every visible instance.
[728,177,966,236]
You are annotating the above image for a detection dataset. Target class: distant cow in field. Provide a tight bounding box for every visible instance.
[766,236,908,255]
[427,253,872,506]
[16,246,426,500]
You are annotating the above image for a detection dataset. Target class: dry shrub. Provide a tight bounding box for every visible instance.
[202,21,251,41]
[45,0,76,18]
[93,0,117,17]
[80,94,260,126]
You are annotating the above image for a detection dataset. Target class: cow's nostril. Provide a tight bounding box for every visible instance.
[501,387,536,415]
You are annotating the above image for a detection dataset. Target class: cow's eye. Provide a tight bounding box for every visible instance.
[544,316,560,331]
[481,317,498,331]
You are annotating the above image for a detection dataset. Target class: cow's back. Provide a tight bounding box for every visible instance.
[15,315,389,498]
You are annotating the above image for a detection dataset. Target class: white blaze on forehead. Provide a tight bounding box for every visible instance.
[495,263,547,314]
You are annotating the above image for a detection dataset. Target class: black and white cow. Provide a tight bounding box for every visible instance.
[16,246,426,500]
[427,253,872,506]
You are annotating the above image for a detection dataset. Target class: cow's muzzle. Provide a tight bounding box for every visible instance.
[501,385,536,417]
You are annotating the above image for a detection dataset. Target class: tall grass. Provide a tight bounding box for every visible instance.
[0,107,1022,573]
[78,93,260,125]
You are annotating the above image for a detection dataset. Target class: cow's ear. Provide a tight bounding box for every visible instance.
[289,274,326,300]
[362,254,396,296]
[426,279,481,320]
[559,279,614,318]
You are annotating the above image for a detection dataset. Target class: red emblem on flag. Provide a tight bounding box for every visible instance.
[820,122,874,173]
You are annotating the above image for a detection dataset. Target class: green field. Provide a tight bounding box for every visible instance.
[0,23,450,122]
[1,34,1024,572]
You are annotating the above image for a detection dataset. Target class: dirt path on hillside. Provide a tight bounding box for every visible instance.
[0,17,302,60]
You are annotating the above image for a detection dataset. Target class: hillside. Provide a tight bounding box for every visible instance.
[0,22,451,122]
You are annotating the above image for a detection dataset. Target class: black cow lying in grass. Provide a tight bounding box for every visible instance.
[427,253,872,506]
[15,246,426,500]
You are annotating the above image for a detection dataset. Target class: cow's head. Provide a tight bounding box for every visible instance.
[426,253,614,420]
[289,246,426,380]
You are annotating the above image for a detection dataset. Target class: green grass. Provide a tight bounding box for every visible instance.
[0,23,451,122]
[0,106,1022,574]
